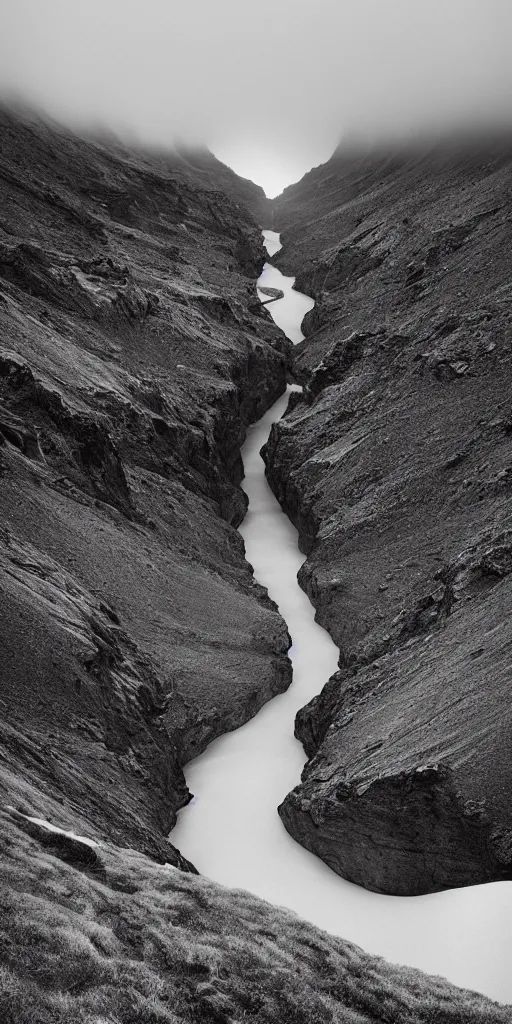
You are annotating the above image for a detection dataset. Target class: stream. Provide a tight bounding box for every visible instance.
[171,229,511,1004]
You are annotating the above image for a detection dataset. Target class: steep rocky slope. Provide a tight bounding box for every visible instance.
[0,105,290,867]
[172,144,272,224]
[265,142,512,894]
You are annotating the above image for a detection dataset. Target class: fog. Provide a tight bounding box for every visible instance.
[1,1,512,195]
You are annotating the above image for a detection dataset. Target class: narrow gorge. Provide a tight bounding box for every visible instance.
[265,147,512,906]
[172,227,512,1003]
[1,107,512,1023]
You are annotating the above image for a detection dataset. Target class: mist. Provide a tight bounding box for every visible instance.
[1,0,511,196]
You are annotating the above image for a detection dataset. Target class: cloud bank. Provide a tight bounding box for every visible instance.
[1,0,511,195]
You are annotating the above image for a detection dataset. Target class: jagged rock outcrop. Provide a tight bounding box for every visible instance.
[0,104,290,867]
[266,140,512,894]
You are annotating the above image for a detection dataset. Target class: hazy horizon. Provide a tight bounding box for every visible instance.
[1,1,512,196]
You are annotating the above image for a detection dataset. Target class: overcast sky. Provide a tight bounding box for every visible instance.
[1,0,511,196]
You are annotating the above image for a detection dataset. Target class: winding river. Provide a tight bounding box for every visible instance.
[171,229,511,1004]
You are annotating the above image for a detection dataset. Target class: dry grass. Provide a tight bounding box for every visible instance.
[0,809,510,1024]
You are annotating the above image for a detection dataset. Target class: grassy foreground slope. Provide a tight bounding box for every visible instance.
[1,807,511,1024]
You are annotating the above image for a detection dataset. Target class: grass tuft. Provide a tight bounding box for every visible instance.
[0,808,510,1023]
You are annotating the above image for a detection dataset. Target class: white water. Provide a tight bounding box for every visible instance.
[261,228,282,257]
[171,229,512,1005]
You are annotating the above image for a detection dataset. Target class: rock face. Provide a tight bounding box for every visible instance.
[266,141,512,894]
[0,105,290,867]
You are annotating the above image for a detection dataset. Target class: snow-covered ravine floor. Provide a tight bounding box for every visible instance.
[171,229,512,1004]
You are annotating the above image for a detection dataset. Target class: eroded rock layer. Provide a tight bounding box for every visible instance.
[0,106,290,866]
[266,141,512,894]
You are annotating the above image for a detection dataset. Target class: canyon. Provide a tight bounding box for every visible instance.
[1,107,511,1021]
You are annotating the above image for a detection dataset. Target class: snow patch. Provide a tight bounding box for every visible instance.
[8,808,100,849]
